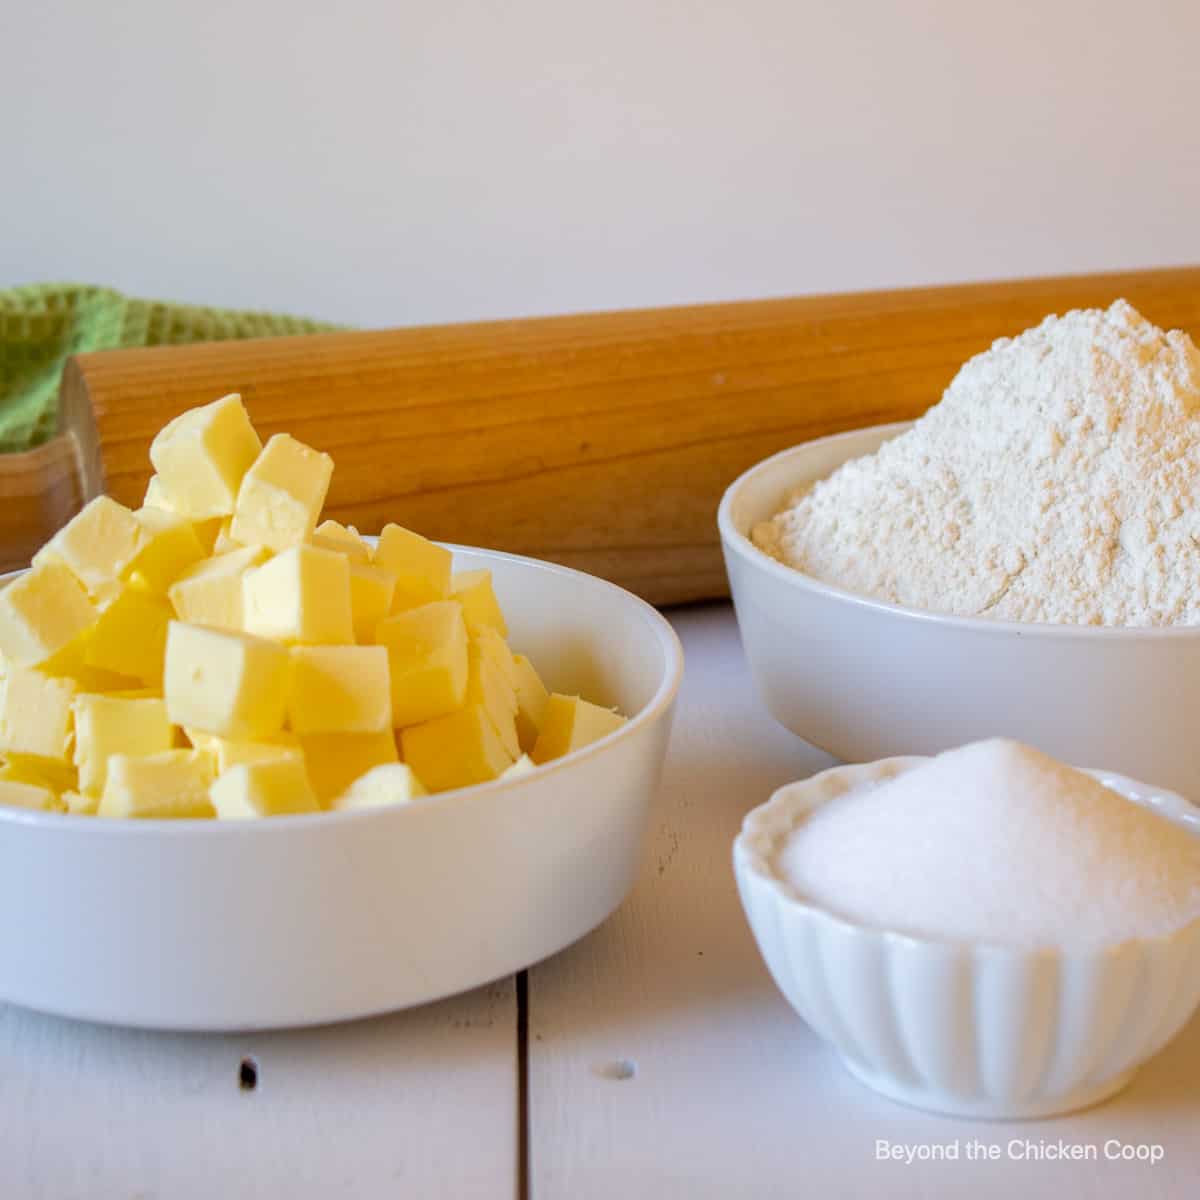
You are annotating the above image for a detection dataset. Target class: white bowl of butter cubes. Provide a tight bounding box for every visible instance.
[0,394,682,1030]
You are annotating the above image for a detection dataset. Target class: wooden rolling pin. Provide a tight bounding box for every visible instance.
[27,266,1200,603]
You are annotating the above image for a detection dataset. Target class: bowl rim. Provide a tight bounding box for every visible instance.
[0,541,684,836]
[717,420,1200,640]
[734,755,1200,959]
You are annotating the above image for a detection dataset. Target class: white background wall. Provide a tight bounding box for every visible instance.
[5,0,1200,328]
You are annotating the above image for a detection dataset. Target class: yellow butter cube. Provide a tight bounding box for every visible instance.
[183,727,218,753]
[168,544,269,632]
[465,638,519,760]
[473,627,519,689]
[210,758,319,820]
[230,433,333,552]
[349,563,396,643]
[401,705,513,792]
[212,518,241,555]
[149,394,263,519]
[73,694,174,796]
[287,644,391,734]
[208,733,301,774]
[164,622,290,739]
[143,474,174,510]
[192,517,225,553]
[126,506,207,594]
[99,750,215,819]
[298,729,398,805]
[333,763,426,811]
[0,778,62,812]
[501,754,536,780]
[0,755,77,795]
[0,561,96,667]
[512,654,551,753]
[41,642,138,693]
[83,586,173,686]
[0,757,61,791]
[311,520,371,563]
[375,525,451,609]
[375,601,469,727]
[33,496,147,596]
[64,789,99,816]
[243,545,354,645]
[450,569,507,636]
[531,694,626,764]
[0,665,77,763]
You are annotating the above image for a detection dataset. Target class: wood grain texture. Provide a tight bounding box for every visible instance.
[527,606,1200,1198]
[0,435,84,574]
[0,980,516,1200]
[60,267,1200,603]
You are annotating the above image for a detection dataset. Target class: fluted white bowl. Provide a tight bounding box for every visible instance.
[734,758,1200,1119]
[718,422,1200,797]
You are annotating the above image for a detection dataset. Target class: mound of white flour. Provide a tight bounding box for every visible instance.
[753,300,1200,625]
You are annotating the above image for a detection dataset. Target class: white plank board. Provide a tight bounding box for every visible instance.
[528,604,1200,1199]
[2,979,516,1200]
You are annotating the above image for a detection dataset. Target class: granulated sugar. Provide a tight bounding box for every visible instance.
[776,739,1200,948]
[754,300,1200,624]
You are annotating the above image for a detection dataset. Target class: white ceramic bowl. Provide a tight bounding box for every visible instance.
[719,422,1200,798]
[0,545,682,1031]
[734,758,1200,1119]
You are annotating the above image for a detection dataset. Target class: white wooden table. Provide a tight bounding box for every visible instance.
[4,605,1197,1199]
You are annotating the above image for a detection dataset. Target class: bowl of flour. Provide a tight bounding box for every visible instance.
[717,300,1200,795]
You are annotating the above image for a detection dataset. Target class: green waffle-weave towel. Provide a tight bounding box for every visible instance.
[0,283,340,453]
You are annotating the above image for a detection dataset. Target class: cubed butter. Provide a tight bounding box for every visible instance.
[375,601,468,727]
[512,653,551,753]
[143,474,175,511]
[98,750,215,819]
[149,393,263,519]
[0,665,76,763]
[0,561,96,667]
[127,506,207,594]
[0,778,61,812]
[64,789,99,816]
[243,545,353,645]
[0,757,59,790]
[375,525,452,610]
[401,705,513,792]
[83,586,173,686]
[473,627,519,690]
[311,520,371,563]
[192,517,225,554]
[168,544,268,631]
[531,694,626,764]
[33,496,147,595]
[210,758,319,820]
[230,433,333,551]
[349,563,396,642]
[500,754,536,780]
[287,644,391,734]
[208,733,301,774]
[183,727,218,753]
[164,622,290,739]
[450,569,507,636]
[212,518,241,555]
[465,638,520,760]
[0,755,77,795]
[73,694,174,796]
[333,763,426,811]
[299,730,398,805]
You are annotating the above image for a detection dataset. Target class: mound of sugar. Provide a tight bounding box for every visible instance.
[776,739,1200,948]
